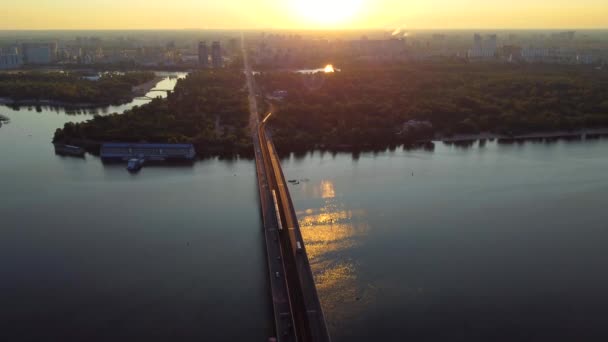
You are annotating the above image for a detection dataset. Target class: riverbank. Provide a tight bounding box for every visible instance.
[436,128,608,143]
[53,71,252,158]
[0,76,165,109]
[0,97,99,108]
[0,71,157,108]
[0,114,8,127]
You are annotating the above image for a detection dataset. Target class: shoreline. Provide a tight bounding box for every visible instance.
[436,128,608,143]
[0,97,101,108]
[55,128,608,161]
[0,76,165,109]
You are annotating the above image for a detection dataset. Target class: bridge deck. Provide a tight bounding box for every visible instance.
[244,33,330,342]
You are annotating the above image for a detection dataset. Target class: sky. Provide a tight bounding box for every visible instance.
[1,0,607,30]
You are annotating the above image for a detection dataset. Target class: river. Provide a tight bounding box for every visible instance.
[2,74,608,341]
[285,141,608,341]
[0,72,272,341]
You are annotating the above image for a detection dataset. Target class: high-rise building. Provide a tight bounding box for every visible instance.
[468,34,497,58]
[211,41,222,68]
[474,34,482,51]
[21,42,58,64]
[198,41,208,67]
[228,38,239,54]
[487,34,498,53]
[0,53,22,70]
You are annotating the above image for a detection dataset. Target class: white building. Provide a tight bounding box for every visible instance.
[521,46,577,63]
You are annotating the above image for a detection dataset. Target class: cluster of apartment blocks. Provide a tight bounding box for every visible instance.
[0,37,232,70]
[251,32,606,66]
[197,41,223,68]
[0,41,183,69]
[468,32,604,64]
[0,42,59,69]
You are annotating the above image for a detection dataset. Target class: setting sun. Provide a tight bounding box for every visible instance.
[291,0,364,26]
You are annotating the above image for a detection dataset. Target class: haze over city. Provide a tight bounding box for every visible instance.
[2,0,608,30]
[2,1,608,342]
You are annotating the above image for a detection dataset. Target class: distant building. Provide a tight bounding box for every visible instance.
[228,38,239,54]
[501,45,523,62]
[521,46,577,64]
[198,41,208,67]
[468,34,497,58]
[402,120,433,132]
[0,53,23,69]
[551,31,576,41]
[21,42,58,64]
[211,41,222,68]
[1,46,19,55]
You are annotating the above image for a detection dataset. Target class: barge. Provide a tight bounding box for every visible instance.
[100,143,196,162]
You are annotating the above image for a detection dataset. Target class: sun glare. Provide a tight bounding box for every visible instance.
[291,0,364,26]
[324,64,335,73]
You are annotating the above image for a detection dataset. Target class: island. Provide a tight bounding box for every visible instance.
[54,63,608,157]
[257,63,608,150]
[53,70,252,156]
[0,71,156,107]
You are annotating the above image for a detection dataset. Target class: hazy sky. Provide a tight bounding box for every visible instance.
[1,0,607,30]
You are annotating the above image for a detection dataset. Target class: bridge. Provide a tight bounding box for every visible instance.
[134,89,174,100]
[243,35,331,342]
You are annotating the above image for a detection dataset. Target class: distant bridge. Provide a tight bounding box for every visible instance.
[134,89,173,100]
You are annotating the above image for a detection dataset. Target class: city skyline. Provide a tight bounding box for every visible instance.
[1,0,608,30]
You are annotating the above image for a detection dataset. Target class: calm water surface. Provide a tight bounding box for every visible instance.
[0,73,272,341]
[2,73,608,341]
[283,141,608,342]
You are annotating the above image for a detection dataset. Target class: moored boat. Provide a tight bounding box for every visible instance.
[54,143,85,157]
[126,158,145,172]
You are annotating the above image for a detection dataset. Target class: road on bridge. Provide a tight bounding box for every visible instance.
[242,34,331,342]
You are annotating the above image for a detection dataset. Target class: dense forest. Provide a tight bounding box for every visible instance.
[258,63,608,150]
[0,71,155,105]
[53,70,251,155]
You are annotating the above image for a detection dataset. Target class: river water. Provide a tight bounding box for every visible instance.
[285,141,608,341]
[0,73,272,341]
[2,73,608,341]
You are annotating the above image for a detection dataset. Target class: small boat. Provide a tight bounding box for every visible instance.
[126,158,145,172]
[288,179,298,183]
[54,143,85,157]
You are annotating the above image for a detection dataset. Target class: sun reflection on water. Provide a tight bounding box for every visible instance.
[321,180,336,199]
[296,179,374,330]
